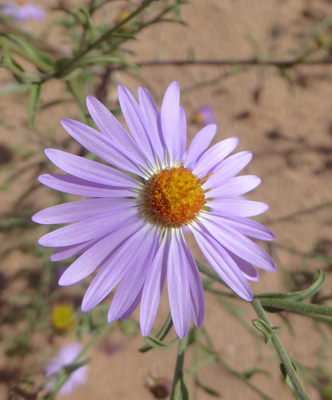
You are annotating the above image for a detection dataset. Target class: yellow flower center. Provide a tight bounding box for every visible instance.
[145,167,206,226]
[51,304,75,333]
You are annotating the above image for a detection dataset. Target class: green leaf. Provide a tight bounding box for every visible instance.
[143,336,177,350]
[280,362,302,400]
[139,314,173,353]
[256,269,326,301]
[0,83,30,97]
[243,368,272,380]
[78,7,99,44]
[0,37,25,75]
[174,377,190,400]
[6,34,54,71]
[28,83,42,129]
[287,269,326,301]
[66,78,88,124]
[75,55,137,69]
[196,379,220,397]
[252,319,274,344]
[258,297,332,317]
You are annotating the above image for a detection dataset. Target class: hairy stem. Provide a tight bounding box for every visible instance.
[170,336,188,400]
[251,299,310,400]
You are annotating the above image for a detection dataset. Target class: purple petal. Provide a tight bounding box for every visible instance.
[82,225,150,311]
[59,218,142,286]
[226,250,260,282]
[167,230,191,339]
[119,288,143,320]
[207,175,261,198]
[107,229,160,323]
[140,236,168,336]
[38,207,137,247]
[183,124,217,167]
[208,198,269,217]
[51,239,98,262]
[180,232,205,328]
[61,119,143,176]
[179,106,187,162]
[44,149,138,188]
[32,198,133,225]
[118,85,155,166]
[199,216,276,271]
[38,174,136,198]
[192,137,239,178]
[138,87,167,165]
[205,214,275,241]
[190,222,253,300]
[161,81,183,164]
[86,96,149,169]
[203,151,252,189]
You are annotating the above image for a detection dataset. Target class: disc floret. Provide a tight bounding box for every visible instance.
[144,167,206,226]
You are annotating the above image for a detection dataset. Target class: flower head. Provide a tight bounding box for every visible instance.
[45,343,88,396]
[33,81,276,339]
[1,1,45,22]
[51,303,75,333]
[192,105,216,127]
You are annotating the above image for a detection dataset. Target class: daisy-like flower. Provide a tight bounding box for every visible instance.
[45,343,88,396]
[33,82,276,339]
[1,1,45,22]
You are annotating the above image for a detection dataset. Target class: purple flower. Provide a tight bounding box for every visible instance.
[45,343,88,396]
[192,105,216,126]
[33,81,276,339]
[1,1,45,22]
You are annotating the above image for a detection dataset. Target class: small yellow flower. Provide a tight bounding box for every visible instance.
[51,303,75,333]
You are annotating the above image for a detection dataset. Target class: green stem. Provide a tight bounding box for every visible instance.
[259,297,332,317]
[251,299,310,400]
[43,0,158,81]
[170,336,188,400]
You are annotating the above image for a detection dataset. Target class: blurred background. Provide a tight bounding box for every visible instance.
[0,0,332,399]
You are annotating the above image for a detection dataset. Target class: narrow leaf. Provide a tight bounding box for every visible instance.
[256,269,326,301]
[28,83,42,129]
[280,362,302,400]
[252,319,273,344]
[143,336,177,350]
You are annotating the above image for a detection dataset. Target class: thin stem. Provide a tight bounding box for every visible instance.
[114,57,332,70]
[43,0,158,81]
[170,336,188,400]
[251,299,310,400]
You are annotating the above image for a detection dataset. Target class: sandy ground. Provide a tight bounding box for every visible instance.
[1,0,332,399]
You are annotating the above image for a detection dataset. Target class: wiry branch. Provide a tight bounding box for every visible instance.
[129,57,332,69]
